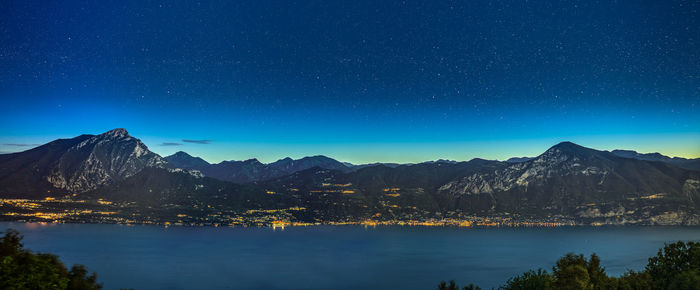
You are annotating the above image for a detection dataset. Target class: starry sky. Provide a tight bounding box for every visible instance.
[1,0,698,164]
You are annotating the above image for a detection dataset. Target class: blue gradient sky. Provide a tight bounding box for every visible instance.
[1,1,698,163]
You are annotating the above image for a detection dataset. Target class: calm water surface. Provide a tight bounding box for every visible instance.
[2,222,699,289]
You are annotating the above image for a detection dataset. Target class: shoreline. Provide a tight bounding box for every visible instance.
[3,197,698,228]
[3,219,700,230]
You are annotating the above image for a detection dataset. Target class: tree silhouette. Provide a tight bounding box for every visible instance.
[440,241,700,289]
[646,241,700,289]
[437,280,481,290]
[500,268,551,290]
[0,229,102,290]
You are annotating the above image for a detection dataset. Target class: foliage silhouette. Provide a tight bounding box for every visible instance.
[0,229,102,290]
[439,241,700,290]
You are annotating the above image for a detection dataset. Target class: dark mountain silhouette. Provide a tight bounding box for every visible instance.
[268,155,351,173]
[85,167,289,210]
[204,159,284,183]
[163,153,352,183]
[612,149,700,171]
[348,162,405,170]
[164,151,210,169]
[505,157,534,163]
[164,151,280,183]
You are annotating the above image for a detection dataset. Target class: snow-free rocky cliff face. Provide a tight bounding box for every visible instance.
[435,141,699,220]
[46,128,168,192]
[438,142,611,196]
[437,141,697,205]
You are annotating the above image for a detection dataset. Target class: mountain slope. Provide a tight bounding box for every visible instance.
[346,158,506,193]
[259,159,511,220]
[438,142,699,218]
[204,159,285,183]
[87,167,288,209]
[0,134,94,197]
[46,129,168,192]
[0,129,167,197]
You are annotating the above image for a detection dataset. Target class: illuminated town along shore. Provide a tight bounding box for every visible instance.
[0,197,577,228]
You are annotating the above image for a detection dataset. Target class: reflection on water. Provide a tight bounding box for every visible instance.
[2,222,699,290]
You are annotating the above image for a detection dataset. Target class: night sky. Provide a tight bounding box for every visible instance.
[1,1,698,163]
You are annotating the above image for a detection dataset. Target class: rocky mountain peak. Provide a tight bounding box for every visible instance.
[169,151,198,160]
[535,141,606,164]
[45,129,167,192]
[544,141,587,155]
[100,128,130,139]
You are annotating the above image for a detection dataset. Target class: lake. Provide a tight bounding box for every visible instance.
[2,222,699,289]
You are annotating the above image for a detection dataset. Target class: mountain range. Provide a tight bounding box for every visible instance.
[1,128,698,225]
[164,151,353,183]
[610,149,700,171]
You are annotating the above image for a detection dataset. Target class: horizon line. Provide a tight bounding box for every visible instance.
[2,130,698,165]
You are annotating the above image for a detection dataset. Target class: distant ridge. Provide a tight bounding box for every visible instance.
[163,152,353,183]
[505,157,534,163]
[611,149,700,171]
[164,151,210,169]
